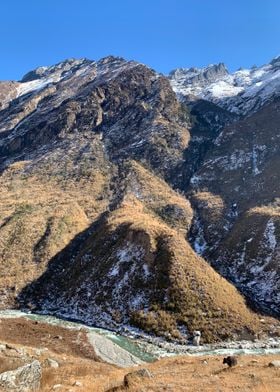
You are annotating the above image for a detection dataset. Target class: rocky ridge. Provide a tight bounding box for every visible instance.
[169,56,280,115]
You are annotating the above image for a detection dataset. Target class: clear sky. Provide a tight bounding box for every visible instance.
[1,0,279,80]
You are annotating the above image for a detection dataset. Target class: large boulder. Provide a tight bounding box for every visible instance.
[0,360,41,391]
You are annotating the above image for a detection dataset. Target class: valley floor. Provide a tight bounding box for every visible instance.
[0,317,280,391]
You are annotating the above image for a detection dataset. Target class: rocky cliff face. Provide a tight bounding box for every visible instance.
[189,98,280,316]
[0,55,279,342]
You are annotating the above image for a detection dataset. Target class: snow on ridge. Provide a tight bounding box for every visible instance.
[14,57,145,100]
[16,59,91,98]
[16,78,54,98]
[169,57,280,115]
[11,55,280,115]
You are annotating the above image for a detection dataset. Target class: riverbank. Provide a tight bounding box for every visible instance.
[1,309,280,359]
[0,316,280,391]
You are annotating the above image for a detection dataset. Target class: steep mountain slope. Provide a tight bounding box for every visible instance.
[0,55,279,342]
[189,98,280,315]
[20,194,264,343]
[0,56,189,309]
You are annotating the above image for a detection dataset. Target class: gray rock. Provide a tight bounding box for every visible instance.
[35,348,48,356]
[0,343,7,351]
[0,360,41,391]
[73,381,82,387]
[46,358,59,368]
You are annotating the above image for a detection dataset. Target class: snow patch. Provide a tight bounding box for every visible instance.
[16,78,54,97]
[264,219,277,253]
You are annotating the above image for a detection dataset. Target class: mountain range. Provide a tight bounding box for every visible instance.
[0,55,279,343]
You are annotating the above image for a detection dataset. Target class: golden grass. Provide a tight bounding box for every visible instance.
[0,159,111,307]
[2,317,279,392]
[111,355,280,392]
[249,199,280,218]
[124,161,193,232]
[192,191,225,223]
[96,197,265,342]
[0,154,277,341]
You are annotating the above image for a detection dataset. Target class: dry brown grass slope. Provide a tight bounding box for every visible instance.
[20,194,273,342]
[0,137,113,307]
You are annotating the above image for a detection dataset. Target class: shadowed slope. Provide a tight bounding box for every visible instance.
[19,195,267,342]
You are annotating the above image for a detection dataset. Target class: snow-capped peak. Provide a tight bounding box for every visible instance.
[169,63,228,88]
[169,56,280,115]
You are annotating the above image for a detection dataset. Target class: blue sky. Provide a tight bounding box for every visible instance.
[1,0,279,80]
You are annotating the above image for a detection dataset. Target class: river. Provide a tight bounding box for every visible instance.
[1,310,280,363]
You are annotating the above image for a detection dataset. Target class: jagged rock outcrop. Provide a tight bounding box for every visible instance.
[169,63,229,90]
[169,56,280,115]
